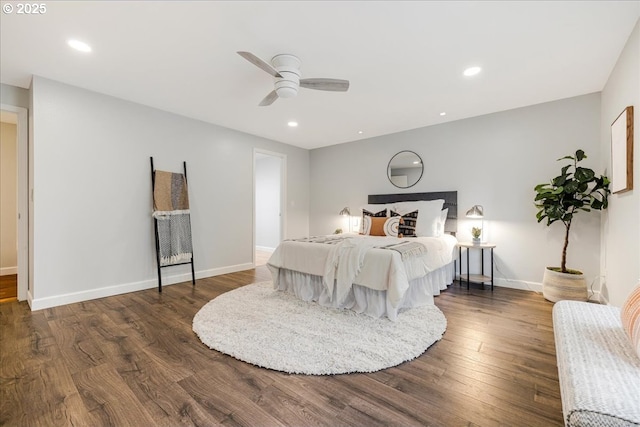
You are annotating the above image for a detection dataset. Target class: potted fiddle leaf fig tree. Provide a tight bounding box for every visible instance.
[534,149,610,302]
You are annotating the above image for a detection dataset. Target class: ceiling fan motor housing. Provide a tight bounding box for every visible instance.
[272,54,301,98]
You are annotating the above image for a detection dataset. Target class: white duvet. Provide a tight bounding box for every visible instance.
[267,233,457,311]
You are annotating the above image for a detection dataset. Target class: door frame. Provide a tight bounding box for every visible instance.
[253,148,286,266]
[1,104,29,301]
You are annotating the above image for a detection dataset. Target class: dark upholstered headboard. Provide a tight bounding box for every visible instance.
[367,191,458,234]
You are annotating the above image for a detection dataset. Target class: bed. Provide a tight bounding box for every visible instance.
[267,191,458,320]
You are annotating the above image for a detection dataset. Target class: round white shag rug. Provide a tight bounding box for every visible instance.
[192,281,446,375]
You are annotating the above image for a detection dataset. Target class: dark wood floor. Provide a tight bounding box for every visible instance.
[0,266,563,426]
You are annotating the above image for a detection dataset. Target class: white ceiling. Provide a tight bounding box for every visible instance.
[1,1,638,149]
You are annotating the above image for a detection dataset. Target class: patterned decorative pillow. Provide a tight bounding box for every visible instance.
[361,216,401,237]
[383,216,401,237]
[360,209,387,234]
[391,210,418,237]
[362,208,387,217]
[390,200,444,237]
[621,283,640,358]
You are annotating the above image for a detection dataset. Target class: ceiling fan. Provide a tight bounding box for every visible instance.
[237,51,350,106]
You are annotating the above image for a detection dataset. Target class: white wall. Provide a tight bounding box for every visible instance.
[255,154,281,251]
[600,18,640,306]
[310,93,603,292]
[0,122,17,273]
[29,76,309,309]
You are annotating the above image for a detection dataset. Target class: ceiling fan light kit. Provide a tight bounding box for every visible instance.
[238,51,349,106]
[272,54,301,98]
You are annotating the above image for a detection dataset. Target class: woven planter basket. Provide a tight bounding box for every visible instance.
[542,267,587,303]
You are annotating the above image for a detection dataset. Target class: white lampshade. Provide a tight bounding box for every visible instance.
[465,205,484,219]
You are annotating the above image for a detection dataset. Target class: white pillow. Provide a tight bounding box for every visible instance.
[389,199,445,237]
[436,208,449,236]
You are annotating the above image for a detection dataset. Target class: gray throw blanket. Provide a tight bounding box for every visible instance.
[289,235,352,245]
[380,241,427,261]
[156,213,193,266]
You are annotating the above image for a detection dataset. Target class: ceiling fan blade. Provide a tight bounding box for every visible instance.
[237,51,282,78]
[259,90,279,107]
[299,78,350,92]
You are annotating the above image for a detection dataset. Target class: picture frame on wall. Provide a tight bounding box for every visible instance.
[610,106,634,194]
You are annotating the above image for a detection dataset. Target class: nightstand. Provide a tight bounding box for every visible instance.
[457,242,496,291]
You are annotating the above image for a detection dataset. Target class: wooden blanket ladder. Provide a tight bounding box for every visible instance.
[150,156,196,292]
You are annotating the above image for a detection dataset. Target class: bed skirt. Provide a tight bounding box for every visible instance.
[272,262,455,320]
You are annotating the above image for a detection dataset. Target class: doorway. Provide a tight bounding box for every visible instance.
[0,111,18,301]
[254,150,286,266]
[1,105,28,302]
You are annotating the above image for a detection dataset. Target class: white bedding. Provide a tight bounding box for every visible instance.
[267,233,457,319]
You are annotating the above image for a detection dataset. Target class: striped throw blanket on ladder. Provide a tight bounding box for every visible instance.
[152,170,193,266]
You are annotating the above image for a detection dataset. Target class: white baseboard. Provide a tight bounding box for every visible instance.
[255,246,275,253]
[27,288,34,309]
[27,266,602,311]
[491,278,605,303]
[0,266,17,276]
[28,262,254,311]
[493,278,543,294]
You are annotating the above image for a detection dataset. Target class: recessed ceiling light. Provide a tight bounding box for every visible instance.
[440,112,446,116]
[463,66,481,77]
[287,121,298,127]
[67,39,92,53]
[358,130,363,134]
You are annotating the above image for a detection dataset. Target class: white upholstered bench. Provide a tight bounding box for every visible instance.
[553,300,640,426]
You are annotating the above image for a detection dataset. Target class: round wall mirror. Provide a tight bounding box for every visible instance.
[387,150,423,188]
